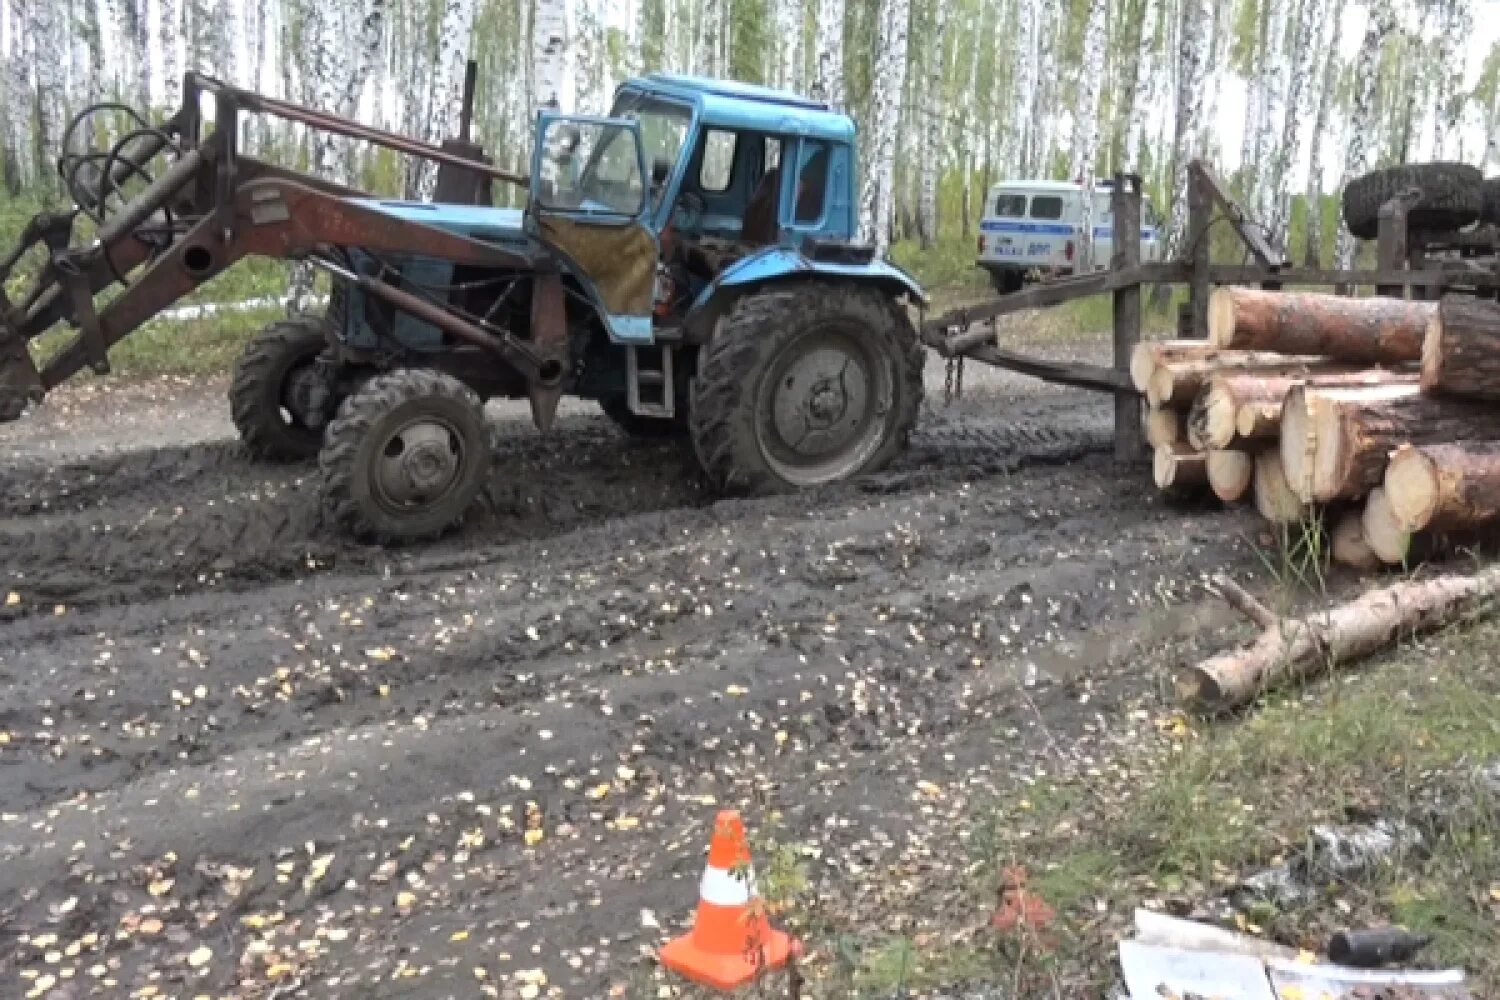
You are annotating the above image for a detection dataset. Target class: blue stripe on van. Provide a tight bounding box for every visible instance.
[981,219,1159,240]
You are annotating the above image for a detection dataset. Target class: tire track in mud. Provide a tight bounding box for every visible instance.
[0,395,1109,617]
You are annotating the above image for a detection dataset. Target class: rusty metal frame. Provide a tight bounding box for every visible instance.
[0,71,552,419]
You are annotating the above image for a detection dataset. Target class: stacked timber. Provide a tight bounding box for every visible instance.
[1139,287,1500,573]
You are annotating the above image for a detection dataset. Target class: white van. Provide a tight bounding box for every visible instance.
[976,180,1163,293]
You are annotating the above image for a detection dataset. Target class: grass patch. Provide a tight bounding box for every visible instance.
[957,616,1500,993]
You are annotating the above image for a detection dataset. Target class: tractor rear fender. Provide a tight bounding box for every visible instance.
[681,246,926,343]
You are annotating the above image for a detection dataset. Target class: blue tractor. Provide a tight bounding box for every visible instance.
[0,71,927,542]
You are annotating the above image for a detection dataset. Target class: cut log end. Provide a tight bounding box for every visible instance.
[1279,387,1313,502]
[1385,444,1438,533]
[1145,407,1182,449]
[1331,511,1383,572]
[1201,385,1239,450]
[1236,399,1281,441]
[1207,450,1253,503]
[1361,487,1411,566]
[1254,450,1308,525]
[1208,288,1235,348]
[1154,444,1208,490]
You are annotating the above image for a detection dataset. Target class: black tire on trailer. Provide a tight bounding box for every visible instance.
[318,369,492,544]
[228,316,330,461]
[598,395,688,438]
[1480,177,1500,226]
[1341,162,1482,240]
[688,282,924,494]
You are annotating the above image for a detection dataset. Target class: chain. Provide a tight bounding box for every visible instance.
[942,355,965,404]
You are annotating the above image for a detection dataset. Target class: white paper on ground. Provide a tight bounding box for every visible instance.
[1119,940,1278,1000]
[1266,957,1469,999]
[1133,909,1300,961]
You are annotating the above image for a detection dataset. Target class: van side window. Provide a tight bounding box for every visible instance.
[993,193,1026,217]
[1030,196,1064,220]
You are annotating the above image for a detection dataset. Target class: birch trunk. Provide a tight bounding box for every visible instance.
[4,0,33,188]
[1014,0,1039,174]
[1164,0,1211,262]
[1335,0,1396,270]
[811,0,845,107]
[32,0,64,186]
[917,0,949,249]
[575,0,607,114]
[1071,0,1107,272]
[336,0,386,179]
[776,0,806,91]
[1252,0,1289,227]
[857,0,910,254]
[1031,0,1057,176]
[159,0,180,106]
[1431,0,1471,159]
[1265,0,1316,251]
[534,0,569,114]
[1302,0,1346,266]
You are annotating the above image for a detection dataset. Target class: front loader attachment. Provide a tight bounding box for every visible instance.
[0,70,562,424]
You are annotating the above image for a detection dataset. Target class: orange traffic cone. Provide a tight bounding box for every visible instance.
[659,810,797,990]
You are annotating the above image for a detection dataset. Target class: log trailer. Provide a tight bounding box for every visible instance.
[0,69,924,541]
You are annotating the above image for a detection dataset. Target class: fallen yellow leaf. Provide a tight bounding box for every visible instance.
[5,591,19,606]
[187,945,212,967]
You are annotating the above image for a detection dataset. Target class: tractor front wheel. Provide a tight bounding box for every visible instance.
[318,369,492,543]
[229,316,331,461]
[689,283,924,493]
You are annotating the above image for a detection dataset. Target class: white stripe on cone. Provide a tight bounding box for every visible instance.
[699,865,756,906]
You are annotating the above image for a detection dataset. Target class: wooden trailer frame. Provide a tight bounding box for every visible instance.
[920,160,1500,462]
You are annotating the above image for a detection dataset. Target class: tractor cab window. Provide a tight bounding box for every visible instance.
[537,118,646,215]
[699,130,737,192]
[608,92,692,208]
[792,142,830,224]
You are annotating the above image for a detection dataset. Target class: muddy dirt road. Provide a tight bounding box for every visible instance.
[0,345,1267,998]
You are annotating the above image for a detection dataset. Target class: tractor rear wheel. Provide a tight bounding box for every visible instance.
[689,283,923,493]
[229,316,330,461]
[318,369,492,543]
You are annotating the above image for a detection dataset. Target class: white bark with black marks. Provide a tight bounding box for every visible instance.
[534,0,569,114]
[1071,0,1107,271]
[917,0,948,249]
[1303,0,1346,266]
[1335,0,1396,270]
[811,0,845,108]
[1164,0,1210,262]
[857,0,910,254]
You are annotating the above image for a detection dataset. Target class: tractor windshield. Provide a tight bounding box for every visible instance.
[536,118,647,215]
[607,92,692,209]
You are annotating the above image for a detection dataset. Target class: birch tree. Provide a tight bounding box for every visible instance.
[917,0,948,249]
[1071,0,1108,271]
[1303,0,1347,265]
[1264,0,1316,251]
[575,0,608,114]
[858,0,910,253]
[1163,0,1211,262]
[534,0,569,115]
[33,0,65,189]
[811,0,845,108]
[1013,0,1040,174]
[775,0,806,91]
[1335,0,1397,270]
[1430,0,1471,158]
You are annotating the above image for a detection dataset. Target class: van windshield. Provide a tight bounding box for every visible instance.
[993,193,1026,217]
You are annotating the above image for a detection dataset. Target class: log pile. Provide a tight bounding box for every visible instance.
[1135,288,1500,571]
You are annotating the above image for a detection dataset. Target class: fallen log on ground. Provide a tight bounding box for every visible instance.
[1154,443,1208,491]
[1130,340,1219,393]
[1229,370,1415,445]
[1209,287,1435,364]
[1206,450,1253,503]
[1178,567,1500,713]
[1280,383,1500,503]
[1145,407,1183,449]
[1147,354,1331,409]
[1385,441,1500,532]
[1331,511,1383,572]
[1420,296,1500,401]
[1253,449,1310,525]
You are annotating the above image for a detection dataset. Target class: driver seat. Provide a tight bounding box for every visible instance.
[741,167,781,246]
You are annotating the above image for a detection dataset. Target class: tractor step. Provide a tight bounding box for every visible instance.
[627,345,675,419]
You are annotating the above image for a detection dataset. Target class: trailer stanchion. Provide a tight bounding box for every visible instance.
[1112,174,1146,463]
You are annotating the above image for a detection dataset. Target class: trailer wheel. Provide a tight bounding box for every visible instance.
[1480,177,1500,226]
[1342,162,1482,240]
[319,369,492,543]
[229,316,331,461]
[689,283,923,493]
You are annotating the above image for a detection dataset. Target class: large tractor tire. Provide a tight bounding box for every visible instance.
[1341,162,1482,240]
[318,369,492,543]
[229,316,331,461]
[689,283,924,493]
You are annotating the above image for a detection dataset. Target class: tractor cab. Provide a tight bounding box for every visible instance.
[528,75,866,341]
